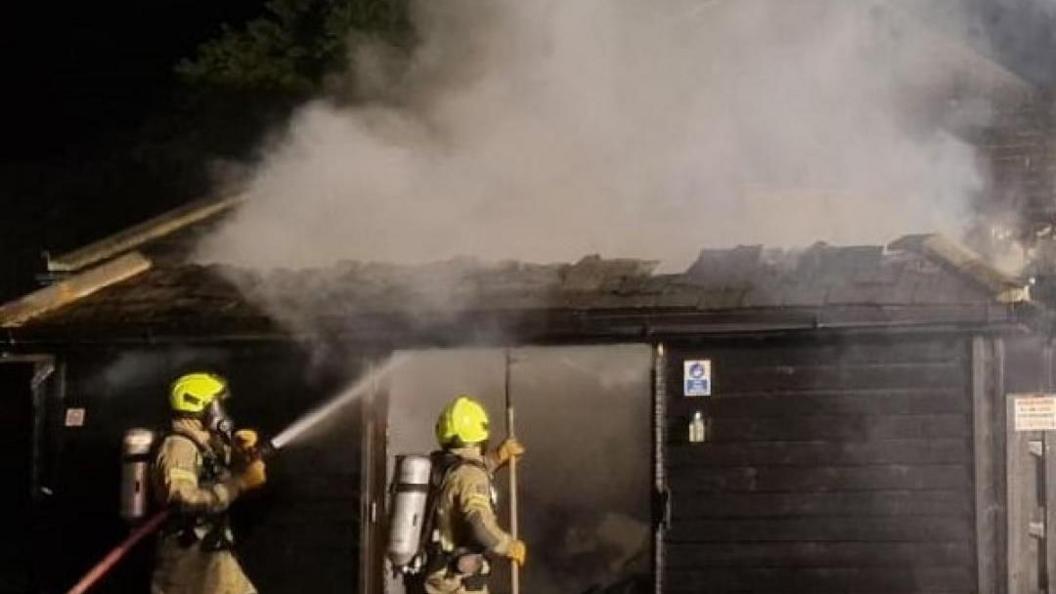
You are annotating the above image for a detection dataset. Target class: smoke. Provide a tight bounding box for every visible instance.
[270,353,404,448]
[86,348,229,397]
[197,0,997,274]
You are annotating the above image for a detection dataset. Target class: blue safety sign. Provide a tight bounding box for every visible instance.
[683,359,712,397]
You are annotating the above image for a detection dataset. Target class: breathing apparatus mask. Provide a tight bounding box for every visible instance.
[204,398,235,442]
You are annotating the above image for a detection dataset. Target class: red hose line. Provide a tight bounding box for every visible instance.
[66,510,170,594]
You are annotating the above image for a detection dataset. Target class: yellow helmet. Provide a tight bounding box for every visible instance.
[169,372,228,414]
[435,395,490,447]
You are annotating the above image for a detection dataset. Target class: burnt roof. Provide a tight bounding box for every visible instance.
[1,235,1036,346]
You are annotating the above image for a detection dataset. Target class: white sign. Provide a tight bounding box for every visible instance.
[1014,395,1056,432]
[684,360,712,397]
[65,408,86,428]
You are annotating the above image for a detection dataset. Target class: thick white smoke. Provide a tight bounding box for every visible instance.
[198,0,1001,271]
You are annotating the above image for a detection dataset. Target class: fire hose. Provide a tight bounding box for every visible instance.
[65,509,170,594]
[65,441,277,594]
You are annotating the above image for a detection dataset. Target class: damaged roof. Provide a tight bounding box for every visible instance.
[0,227,1036,344]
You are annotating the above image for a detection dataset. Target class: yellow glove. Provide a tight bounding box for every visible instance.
[496,438,526,465]
[232,429,260,466]
[506,539,527,567]
[237,459,267,492]
[234,429,259,452]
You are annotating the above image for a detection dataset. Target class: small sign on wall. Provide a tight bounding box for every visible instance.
[683,359,712,397]
[65,408,86,427]
[1013,395,1056,432]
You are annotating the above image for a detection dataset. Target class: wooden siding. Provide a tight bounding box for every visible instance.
[665,336,974,594]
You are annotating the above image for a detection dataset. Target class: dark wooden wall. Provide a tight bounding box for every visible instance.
[34,343,367,594]
[663,334,975,594]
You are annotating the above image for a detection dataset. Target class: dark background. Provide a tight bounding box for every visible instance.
[4,1,266,298]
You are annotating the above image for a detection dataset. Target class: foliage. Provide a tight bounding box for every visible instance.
[177,0,408,96]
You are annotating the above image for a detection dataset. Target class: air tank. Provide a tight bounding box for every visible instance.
[120,428,156,522]
[387,454,433,571]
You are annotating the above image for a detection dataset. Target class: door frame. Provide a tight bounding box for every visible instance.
[0,354,58,500]
[0,353,59,593]
[360,344,662,594]
[652,342,668,594]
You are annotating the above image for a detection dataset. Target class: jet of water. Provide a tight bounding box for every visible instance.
[271,355,405,449]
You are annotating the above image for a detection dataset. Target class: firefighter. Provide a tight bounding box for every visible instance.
[421,395,527,594]
[150,372,267,594]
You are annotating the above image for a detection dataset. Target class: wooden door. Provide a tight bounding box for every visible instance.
[1006,393,1056,594]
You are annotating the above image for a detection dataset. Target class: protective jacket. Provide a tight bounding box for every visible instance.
[150,418,256,594]
[423,447,513,594]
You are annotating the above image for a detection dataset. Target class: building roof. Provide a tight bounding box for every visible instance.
[0,229,1036,346]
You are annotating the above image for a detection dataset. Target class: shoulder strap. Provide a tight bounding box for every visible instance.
[421,451,465,551]
[430,451,487,489]
[423,451,489,533]
[428,450,455,494]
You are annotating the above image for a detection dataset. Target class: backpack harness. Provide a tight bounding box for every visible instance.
[157,427,236,551]
[419,450,493,582]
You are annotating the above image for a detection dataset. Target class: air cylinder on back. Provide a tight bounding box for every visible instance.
[387,454,433,570]
[120,428,156,522]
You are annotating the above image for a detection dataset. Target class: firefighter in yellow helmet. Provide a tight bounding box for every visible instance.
[418,395,526,594]
[150,372,266,594]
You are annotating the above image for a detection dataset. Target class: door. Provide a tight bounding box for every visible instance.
[0,362,42,594]
[378,345,654,594]
[1006,393,1056,594]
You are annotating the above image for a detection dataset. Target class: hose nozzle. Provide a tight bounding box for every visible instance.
[233,432,278,463]
[259,439,278,460]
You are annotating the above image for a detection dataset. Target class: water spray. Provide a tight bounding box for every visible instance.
[272,355,404,449]
[65,356,404,594]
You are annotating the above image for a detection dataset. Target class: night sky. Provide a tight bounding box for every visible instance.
[7,0,1048,159]
[1,0,1053,300]
[2,1,266,298]
[8,1,262,160]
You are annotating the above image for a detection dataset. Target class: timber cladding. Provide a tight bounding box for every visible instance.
[664,335,973,594]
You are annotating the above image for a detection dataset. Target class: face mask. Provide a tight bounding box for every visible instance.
[204,399,234,441]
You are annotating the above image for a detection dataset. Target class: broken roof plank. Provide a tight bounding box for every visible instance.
[889,234,1029,303]
[0,252,152,328]
[47,195,241,273]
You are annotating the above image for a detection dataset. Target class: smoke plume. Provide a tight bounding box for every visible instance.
[198,0,999,272]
